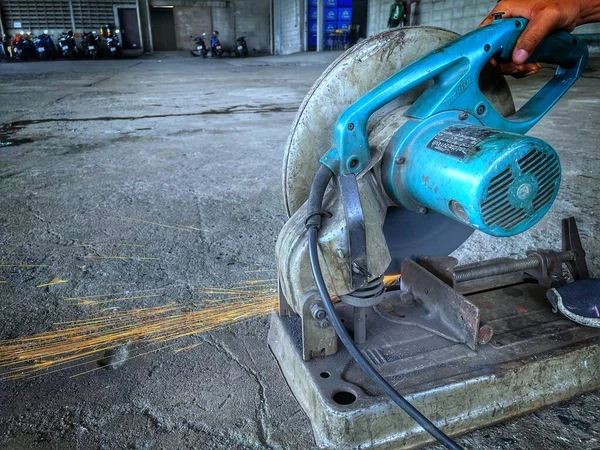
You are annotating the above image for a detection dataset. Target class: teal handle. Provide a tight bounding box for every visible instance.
[321,18,588,175]
[498,28,586,68]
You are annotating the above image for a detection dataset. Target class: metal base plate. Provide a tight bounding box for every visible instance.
[268,282,600,449]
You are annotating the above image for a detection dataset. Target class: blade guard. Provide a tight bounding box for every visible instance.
[321,18,588,175]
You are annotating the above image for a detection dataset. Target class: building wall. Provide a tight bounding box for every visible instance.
[368,0,600,37]
[235,1,271,53]
[150,0,271,52]
[1,0,136,37]
[273,0,304,55]
[172,5,213,50]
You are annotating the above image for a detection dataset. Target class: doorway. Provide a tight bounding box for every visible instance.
[115,6,142,49]
[353,0,368,39]
[150,7,177,51]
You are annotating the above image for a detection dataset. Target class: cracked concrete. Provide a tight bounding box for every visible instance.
[0,52,600,450]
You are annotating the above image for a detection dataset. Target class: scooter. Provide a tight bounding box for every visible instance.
[11,34,37,61]
[101,24,122,58]
[210,31,223,58]
[191,34,208,58]
[81,31,101,59]
[58,31,79,59]
[236,36,249,57]
[34,31,57,60]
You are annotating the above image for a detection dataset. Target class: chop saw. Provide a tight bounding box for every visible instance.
[269,18,600,449]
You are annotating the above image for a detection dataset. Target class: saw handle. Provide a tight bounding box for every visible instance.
[496,28,585,68]
[321,18,588,176]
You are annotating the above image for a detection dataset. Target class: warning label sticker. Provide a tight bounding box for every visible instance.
[427,125,498,160]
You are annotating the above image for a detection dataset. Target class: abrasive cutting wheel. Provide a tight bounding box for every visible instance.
[282,27,516,272]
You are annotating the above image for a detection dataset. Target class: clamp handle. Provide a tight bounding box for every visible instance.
[321,18,588,175]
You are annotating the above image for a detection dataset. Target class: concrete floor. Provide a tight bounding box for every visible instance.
[0,52,600,449]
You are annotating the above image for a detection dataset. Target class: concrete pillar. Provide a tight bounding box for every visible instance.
[0,8,5,38]
[303,0,308,51]
[68,0,77,31]
[137,0,153,53]
[316,0,323,52]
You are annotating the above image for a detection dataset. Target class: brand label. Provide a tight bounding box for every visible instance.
[443,77,473,108]
[427,125,498,160]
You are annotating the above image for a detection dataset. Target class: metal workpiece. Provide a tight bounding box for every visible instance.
[375,259,481,349]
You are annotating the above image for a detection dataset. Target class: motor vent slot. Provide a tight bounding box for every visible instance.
[481,150,560,231]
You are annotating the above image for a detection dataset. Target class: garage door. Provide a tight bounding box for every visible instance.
[1,0,136,33]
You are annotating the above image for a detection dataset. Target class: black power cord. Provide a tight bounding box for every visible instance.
[305,164,463,450]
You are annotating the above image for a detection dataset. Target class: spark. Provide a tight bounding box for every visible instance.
[65,294,162,307]
[119,217,202,232]
[63,287,165,301]
[85,255,160,261]
[36,278,68,288]
[0,273,402,380]
[0,280,277,380]
[383,274,401,286]
[0,264,51,268]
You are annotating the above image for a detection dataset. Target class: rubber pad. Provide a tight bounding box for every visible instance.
[556,279,600,319]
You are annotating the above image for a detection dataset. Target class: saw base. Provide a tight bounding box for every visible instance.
[268,281,600,449]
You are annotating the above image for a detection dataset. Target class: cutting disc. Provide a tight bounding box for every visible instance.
[283,27,515,273]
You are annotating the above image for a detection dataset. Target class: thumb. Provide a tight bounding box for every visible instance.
[513,16,556,64]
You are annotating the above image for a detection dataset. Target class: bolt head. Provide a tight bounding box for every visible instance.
[477,325,494,345]
[319,319,330,328]
[418,206,428,214]
[310,302,327,320]
[458,111,468,120]
[395,156,405,165]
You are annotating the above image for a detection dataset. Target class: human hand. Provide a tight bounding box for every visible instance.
[479,0,583,76]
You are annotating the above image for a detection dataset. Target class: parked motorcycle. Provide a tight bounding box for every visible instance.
[11,33,37,61]
[58,31,79,59]
[34,31,57,60]
[210,30,223,58]
[101,24,122,58]
[191,34,208,58]
[236,36,249,57]
[81,31,101,59]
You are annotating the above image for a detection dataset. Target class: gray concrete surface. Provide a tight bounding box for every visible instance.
[0,52,600,450]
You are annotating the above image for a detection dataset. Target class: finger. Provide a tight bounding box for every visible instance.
[496,62,541,77]
[513,12,560,64]
[511,65,541,78]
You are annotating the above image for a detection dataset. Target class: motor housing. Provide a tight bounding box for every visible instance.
[384,120,561,237]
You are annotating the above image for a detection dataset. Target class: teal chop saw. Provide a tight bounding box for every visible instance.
[269,17,600,449]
